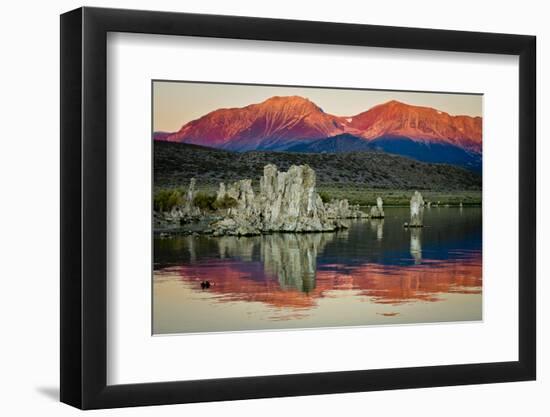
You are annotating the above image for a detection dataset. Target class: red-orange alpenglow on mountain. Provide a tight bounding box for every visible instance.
[348,100,482,153]
[156,96,483,172]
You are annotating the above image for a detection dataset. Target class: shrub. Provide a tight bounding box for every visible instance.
[193,192,216,211]
[154,188,183,212]
[318,191,331,203]
[212,195,238,210]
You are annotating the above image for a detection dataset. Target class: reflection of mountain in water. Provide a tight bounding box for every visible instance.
[155,230,338,293]
[155,208,482,311]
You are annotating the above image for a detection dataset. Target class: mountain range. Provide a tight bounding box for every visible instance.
[155,96,482,172]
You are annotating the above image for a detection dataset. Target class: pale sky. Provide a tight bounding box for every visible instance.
[153,80,483,133]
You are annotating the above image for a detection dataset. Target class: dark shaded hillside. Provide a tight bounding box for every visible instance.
[280,134,481,173]
[283,134,376,153]
[368,136,482,173]
[154,141,481,191]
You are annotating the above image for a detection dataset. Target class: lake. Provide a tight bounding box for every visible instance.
[153,207,482,334]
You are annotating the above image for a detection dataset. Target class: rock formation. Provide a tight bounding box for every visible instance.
[324,199,368,219]
[183,178,201,216]
[155,178,202,227]
[216,182,226,202]
[407,191,425,227]
[369,196,385,218]
[208,164,353,236]
[185,178,197,205]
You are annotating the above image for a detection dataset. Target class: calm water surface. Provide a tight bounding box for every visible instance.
[153,207,482,334]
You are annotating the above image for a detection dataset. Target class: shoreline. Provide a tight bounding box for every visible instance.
[153,205,481,237]
[155,184,482,207]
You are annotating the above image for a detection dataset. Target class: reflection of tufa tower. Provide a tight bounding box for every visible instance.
[370,219,384,241]
[409,228,422,264]
[260,233,336,293]
[206,232,338,293]
[216,235,255,261]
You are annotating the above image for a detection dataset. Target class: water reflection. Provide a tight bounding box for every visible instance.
[370,219,384,241]
[410,228,422,264]
[154,207,482,334]
[261,234,329,293]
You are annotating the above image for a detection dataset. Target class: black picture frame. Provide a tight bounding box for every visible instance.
[60,6,536,410]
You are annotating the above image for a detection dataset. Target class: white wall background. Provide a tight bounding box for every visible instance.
[0,0,545,415]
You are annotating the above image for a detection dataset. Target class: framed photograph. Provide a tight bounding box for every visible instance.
[60,6,536,409]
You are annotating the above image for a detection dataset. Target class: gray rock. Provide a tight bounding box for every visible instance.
[208,164,351,236]
[369,196,385,218]
[216,182,226,202]
[324,199,367,219]
[186,178,197,206]
[409,191,425,227]
[154,178,202,227]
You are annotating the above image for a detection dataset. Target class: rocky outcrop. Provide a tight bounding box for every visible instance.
[155,178,201,227]
[369,197,385,218]
[406,191,425,227]
[216,182,226,202]
[324,199,368,219]
[183,178,200,216]
[208,164,352,236]
[210,178,262,235]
